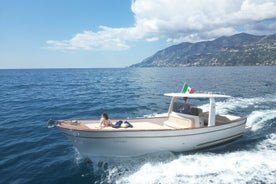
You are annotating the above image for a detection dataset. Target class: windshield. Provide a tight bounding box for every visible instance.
[171,97,205,116]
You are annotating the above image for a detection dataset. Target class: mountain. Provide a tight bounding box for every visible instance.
[130,33,276,67]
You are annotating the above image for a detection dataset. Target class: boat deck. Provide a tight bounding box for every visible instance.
[57,117,171,131]
[57,114,244,131]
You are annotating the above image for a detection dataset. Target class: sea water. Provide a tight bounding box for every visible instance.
[0,67,275,184]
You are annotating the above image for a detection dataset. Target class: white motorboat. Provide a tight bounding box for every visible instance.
[48,93,247,159]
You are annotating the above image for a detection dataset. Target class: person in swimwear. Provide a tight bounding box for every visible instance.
[100,112,112,128]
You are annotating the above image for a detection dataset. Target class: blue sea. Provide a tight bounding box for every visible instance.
[0,67,275,184]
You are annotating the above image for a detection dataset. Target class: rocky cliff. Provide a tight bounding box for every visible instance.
[130,33,276,67]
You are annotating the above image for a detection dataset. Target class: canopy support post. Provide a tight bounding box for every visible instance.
[168,97,177,115]
[208,97,216,126]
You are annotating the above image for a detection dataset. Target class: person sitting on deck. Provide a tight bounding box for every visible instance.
[100,112,112,128]
[180,97,191,114]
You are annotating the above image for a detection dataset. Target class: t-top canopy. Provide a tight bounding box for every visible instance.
[164,93,231,98]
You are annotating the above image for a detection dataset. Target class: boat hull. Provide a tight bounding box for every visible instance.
[59,119,246,158]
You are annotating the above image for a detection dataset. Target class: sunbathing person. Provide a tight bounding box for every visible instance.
[100,112,112,128]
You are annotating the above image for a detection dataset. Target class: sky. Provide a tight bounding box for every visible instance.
[0,0,276,69]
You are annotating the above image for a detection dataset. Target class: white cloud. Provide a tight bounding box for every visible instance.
[47,0,276,51]
[146,37,159,42]
[47,26,144,51]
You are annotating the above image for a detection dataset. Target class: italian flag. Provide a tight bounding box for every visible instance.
[182,83,195,93]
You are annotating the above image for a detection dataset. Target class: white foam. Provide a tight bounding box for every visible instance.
[115,133,276,184]
[143,113,168,118]
[73,147,84,165]
[197,93,275,113]
[247,110,276,131]
[256,133,276,152]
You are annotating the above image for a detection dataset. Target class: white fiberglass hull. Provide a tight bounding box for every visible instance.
[59,119,246,158]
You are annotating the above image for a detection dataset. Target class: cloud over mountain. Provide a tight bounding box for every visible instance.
[47,0,276,51]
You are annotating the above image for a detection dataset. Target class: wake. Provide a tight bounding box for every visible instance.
[115,133,276,184]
